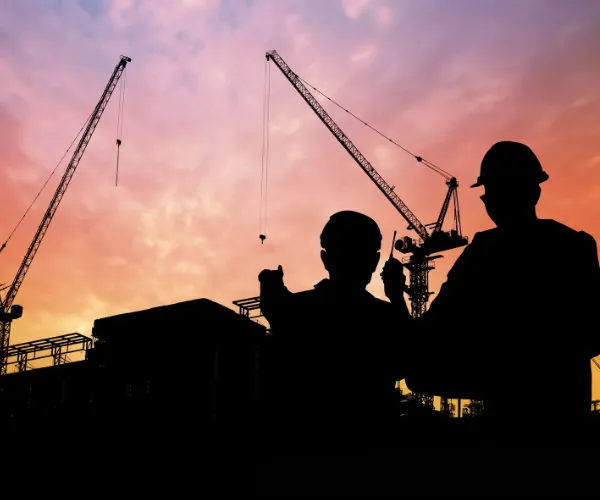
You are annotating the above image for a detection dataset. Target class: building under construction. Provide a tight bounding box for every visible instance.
[0,296,484,449]
[2,295,599,452]
[0,298,267,456]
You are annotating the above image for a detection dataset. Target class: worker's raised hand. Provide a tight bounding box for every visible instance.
[259,265,287,323]
[381,257,406,300]
[259,265,285,291]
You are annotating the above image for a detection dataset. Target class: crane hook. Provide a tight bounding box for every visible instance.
[115,139,122,186]
[259,234,266,244]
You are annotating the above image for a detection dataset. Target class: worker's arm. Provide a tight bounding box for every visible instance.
[380,255,473,395]
[380,257,411,318]
[404,235,486,400]
[578,232,600,358]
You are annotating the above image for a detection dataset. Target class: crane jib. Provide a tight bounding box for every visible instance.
[266,50,430,241]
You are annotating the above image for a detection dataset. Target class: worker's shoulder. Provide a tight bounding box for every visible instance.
[468,227,499,245]
[364,293,403,320]
[367,293,395,309]
[289,288,318,302]
[540,219,597,246]
[539,218,583,235]
[290,287,393,310]
[469,227,503,242]
[471,220,595,241]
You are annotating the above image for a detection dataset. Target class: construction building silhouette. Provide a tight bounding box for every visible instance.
[0,295,599,454]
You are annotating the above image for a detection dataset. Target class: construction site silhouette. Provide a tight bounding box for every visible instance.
[1,51,599,496]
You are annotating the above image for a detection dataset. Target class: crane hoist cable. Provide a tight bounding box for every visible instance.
[115,66,127,186]
[259,58,271,244]
[294,74,454,180]
[258,54,460,244]
[0,110,93,257]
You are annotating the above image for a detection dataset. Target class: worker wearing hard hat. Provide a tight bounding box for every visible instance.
[258,210,411,452]
[382,141,600,445]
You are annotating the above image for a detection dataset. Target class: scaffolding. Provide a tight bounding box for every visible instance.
[3,333,92,373]
[232,296,262,320]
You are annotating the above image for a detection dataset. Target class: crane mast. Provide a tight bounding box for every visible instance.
[265,50,467,319]
[0,55,131,375]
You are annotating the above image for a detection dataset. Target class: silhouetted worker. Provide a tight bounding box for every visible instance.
[258,210,411,452]
[383,141,600,446]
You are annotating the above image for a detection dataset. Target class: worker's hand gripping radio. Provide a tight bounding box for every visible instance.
[381,257,406,300]
[380,231,407,301]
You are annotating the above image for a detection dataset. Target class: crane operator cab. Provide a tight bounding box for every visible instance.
[10,305,23,320]
[395,236,417,254]
[0,304,22,322]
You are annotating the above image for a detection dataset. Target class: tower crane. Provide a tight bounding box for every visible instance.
[265,50,468,318]
[0,55,131,375]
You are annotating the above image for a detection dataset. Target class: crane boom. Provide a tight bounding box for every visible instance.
[266,50,429,242]
[0,55,131,374]
[265,49,467,323]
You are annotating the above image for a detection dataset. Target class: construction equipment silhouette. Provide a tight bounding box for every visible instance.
[0,55,131,375]
[263,50,468,319]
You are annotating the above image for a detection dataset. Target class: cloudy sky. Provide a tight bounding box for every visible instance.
[1,0,599,393]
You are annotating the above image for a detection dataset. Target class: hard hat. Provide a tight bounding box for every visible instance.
[320,210,382,252]
[471,141,549,188]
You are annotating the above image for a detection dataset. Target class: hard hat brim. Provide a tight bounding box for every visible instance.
[470,171,549,188]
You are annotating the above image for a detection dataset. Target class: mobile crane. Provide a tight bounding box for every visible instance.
[265,50,468,319]
[0,55,131,375]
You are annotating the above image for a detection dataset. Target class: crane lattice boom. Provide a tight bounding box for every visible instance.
[265,49,468,322]
[0,55,131,374]
[266,50,429,242]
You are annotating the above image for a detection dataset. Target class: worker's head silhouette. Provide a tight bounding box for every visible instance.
[472,141,549,228]
[320,210,382,290]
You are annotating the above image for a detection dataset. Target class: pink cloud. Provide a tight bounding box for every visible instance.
[341,0,372,19]
[377,5,392,26]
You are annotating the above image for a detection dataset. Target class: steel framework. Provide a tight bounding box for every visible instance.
[3,332,92,373]
[232,296,263,320]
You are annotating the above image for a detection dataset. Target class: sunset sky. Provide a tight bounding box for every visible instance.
[1,0,599,398]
